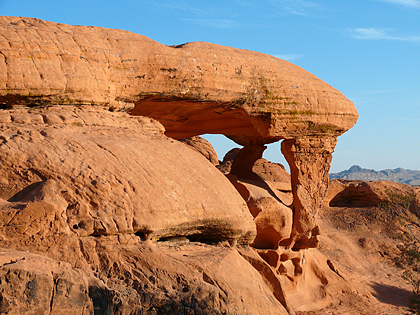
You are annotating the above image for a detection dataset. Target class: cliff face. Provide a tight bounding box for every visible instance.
[0,17,360,314]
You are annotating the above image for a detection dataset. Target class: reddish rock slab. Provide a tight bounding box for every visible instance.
[179,136,220,166]
[0,106,256,244]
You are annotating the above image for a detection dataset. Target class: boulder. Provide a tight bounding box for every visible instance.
[325,179,420,210]
[227,174,293,250]
[179,136,219,165]
[219,149,293,204]
[0,106,256,243]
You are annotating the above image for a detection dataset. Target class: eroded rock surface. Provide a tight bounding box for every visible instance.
[0,16,359,250]
[179,136,219,166]
[0,106,255,243]
[0,107,293,314]
[0,250,94,314]
[0,16,362,314]
[0,16,358,140]
[325,179,420,209]
[0,243,289,315]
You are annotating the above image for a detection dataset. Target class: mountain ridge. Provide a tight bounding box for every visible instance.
[330,165,420,185]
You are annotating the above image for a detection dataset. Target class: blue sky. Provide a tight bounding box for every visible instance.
[1,0,419,172]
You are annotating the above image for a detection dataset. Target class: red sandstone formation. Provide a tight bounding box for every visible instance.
[0,107,270,314]
[0,16,358,250]
[0,17,363,314]
[179,136,220,165]
[325,179,420,209]
[0,106,255,243]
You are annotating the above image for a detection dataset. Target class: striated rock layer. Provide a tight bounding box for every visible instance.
[0,16,357,140]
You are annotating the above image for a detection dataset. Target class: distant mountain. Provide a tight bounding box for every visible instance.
[329,165,420,186]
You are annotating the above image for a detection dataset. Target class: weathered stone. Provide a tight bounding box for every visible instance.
[0,106,256,244]
[0,243,290,315]
[179,136,219,165]
[219,151,292,203]
[226,175,293,250]
[0,16,358,251]
[0,16,364,314]
[0,16,357,143]
[325,179,420,210]
[230,145,267,180]
[0,250,94,314]
[281,137,336,249]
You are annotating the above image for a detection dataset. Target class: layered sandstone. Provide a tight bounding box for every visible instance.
[0,16,357,141]
[0,16,359,249]
[0,16,361,314]
[0,106,255,243]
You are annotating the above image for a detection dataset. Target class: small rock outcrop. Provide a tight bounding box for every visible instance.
[179,136,219,165]
[325,179,420,210]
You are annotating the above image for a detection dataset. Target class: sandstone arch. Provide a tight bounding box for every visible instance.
[0,16,358,249]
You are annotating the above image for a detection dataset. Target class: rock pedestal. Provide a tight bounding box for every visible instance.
[281,137,337,249]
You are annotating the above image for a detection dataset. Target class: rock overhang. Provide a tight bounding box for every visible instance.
[0,16,359,249]
[0,16,358,146]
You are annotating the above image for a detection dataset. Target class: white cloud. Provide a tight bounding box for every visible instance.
[149,2,214,16]
[349,28,420,41]
[377,0,420,8]
[273,54,304,61]
[267,0,321,16]
[181,18,236,29]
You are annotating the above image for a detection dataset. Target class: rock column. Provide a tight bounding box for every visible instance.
[281,136,337,249]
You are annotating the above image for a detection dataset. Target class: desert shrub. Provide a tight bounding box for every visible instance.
[403,270,420,313]
[384,190,420,313]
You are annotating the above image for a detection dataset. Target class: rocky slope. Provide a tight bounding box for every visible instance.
[180,137,420,314]
[330,165,420,185]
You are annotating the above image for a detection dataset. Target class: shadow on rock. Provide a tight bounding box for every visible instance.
[370,282,410,308]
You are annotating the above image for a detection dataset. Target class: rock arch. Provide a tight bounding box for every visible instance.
[0,17,360,313]
[0,16,358,250]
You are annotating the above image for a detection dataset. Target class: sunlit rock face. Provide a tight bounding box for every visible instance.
[0,16,357,139]
[0,16,358,314]
[0,17,358,248]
